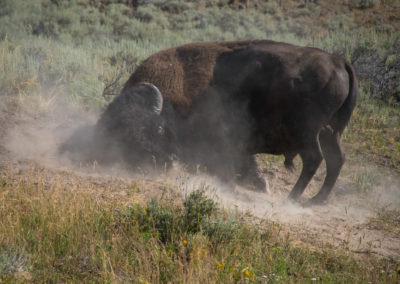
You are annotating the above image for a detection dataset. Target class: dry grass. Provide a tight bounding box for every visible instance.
[0,163,398,283]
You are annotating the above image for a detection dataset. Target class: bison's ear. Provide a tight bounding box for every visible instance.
[139,82,164,115]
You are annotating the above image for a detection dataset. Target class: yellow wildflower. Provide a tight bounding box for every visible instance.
[180,236,189,246]
[242,267,255,278]
[217,262,225,269]
[244,269,250,277]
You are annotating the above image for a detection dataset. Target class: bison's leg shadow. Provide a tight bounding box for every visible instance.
[307,128,345,205]
[288,136,323,202]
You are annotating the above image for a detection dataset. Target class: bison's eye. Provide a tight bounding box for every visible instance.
[157,125,165,135]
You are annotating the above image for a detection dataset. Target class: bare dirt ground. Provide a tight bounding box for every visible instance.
[1,99,399,263]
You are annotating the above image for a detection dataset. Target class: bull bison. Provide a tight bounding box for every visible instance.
[78,40,358,204]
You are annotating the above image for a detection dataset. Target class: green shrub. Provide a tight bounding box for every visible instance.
[183,190,218,233]
[0,247,28,276]
[349,0,380,9]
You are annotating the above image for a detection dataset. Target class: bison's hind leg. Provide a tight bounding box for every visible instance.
[308,128,345,205]
[288,136,323,201]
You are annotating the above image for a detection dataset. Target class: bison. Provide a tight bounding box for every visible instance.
[79,40,358,204]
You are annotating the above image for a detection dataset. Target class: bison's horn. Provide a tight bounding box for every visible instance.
[139,82,163,115]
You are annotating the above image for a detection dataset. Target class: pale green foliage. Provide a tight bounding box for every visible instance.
[0,247,28,276]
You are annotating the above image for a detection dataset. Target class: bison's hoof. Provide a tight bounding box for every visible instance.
[287,191,301,202]
[305,195,328,206]
[242,177,269,193]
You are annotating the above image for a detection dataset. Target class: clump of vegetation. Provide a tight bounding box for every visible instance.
[0,247,28,277]
[349,0,380,9]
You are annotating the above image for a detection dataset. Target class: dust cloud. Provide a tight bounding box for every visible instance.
[167,166,314,223]
[1,94,399,261]
[2,94,399,215]
[1,96,98,169]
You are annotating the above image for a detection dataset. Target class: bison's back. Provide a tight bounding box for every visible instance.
[124,40,351,126]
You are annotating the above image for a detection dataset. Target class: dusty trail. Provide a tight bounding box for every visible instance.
[0,100,399,262]
[163,164,400,261]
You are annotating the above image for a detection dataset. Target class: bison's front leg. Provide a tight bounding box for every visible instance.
[235,155,268,192]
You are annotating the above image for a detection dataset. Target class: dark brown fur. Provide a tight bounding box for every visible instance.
[120,40,358,204]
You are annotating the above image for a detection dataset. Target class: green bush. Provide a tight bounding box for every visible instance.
[183,190,218,233]
[349,0,380,9]
[0,247,28,276]
[121,190,218,244]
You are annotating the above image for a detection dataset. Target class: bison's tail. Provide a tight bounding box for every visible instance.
[332,61,358,135]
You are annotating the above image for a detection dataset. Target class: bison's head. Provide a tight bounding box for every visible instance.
[94,83,176,169]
